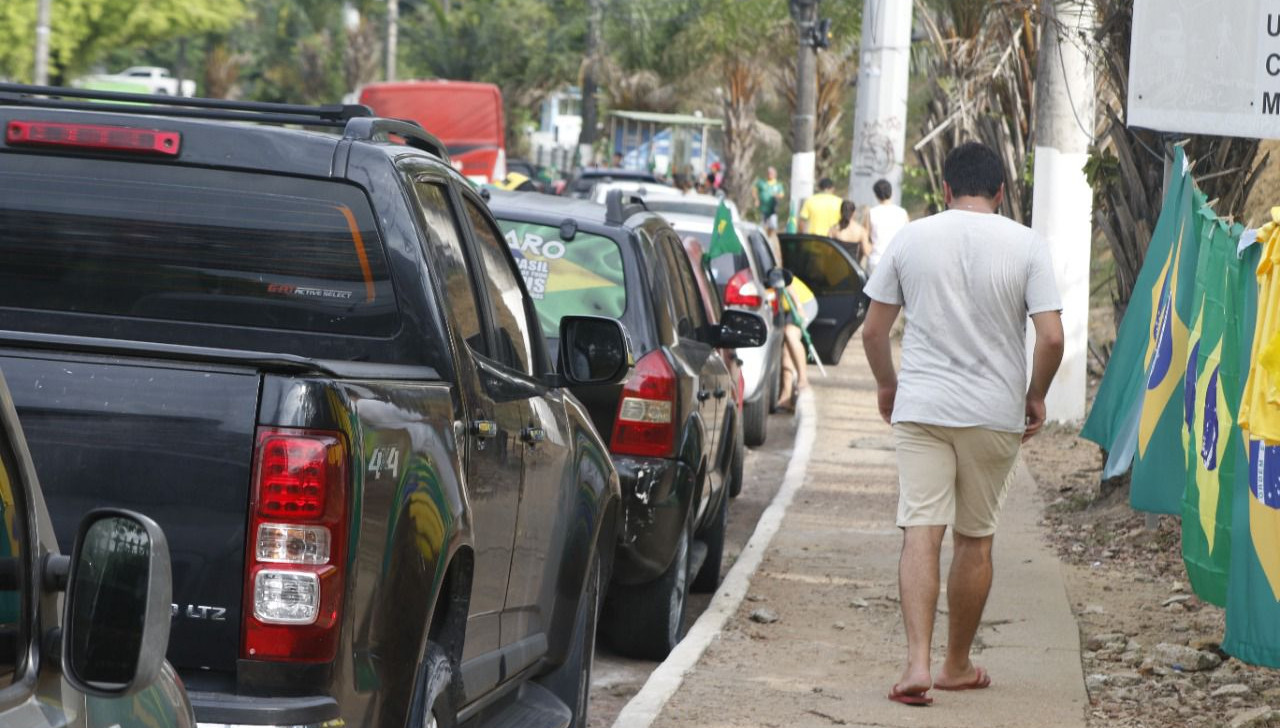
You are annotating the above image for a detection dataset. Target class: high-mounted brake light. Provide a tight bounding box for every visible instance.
[6,120,181,156]
[611,350,678,458]
[243,428,348,662]
[724,269,763,309]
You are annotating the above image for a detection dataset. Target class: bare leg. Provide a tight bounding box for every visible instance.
[783,324,809,390]
[897,525,946,694]
[937,532,995,687]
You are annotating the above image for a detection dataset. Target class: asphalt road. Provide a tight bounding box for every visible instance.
[587,408,800,728]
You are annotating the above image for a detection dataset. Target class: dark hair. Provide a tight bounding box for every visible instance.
[818,177,835,191]
[942,141,1004,199]
[838,199,856,229]
[873,179,892,201]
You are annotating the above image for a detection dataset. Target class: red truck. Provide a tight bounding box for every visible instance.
[359,80,506,184]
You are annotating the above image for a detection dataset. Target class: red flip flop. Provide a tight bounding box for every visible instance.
[888,684,933,706]
[935,666,991,691]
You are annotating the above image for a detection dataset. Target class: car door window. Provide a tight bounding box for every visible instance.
[664,234,709,337]
[411,180,488,355]
[0,431,27,687]
[656,234,697,339]
[787,238,859,294]
[462,197,535,376]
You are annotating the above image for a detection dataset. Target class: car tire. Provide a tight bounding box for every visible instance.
[823,325,854,366]
[410,643,456,728]
[691,491,727,593]
[728,425,745,498]
[743,395,767,448]
[767,360,781,414]
[602,516,691,660]
[540,549,601,728]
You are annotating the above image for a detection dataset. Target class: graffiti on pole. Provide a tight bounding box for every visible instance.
[852,115,903,179]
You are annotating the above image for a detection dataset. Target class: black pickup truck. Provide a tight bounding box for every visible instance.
[0,85,632,728]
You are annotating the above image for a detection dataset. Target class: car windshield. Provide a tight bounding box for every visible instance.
[495,219,627,336]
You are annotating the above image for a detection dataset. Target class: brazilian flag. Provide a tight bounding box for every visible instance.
[1181,206,1249,607]
[704,200,744,261]
[1082,147,1193,480]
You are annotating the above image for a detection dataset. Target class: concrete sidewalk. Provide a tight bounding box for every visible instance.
[645,355,1088,728]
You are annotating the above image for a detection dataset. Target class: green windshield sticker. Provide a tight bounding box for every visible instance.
[498,221,626,334]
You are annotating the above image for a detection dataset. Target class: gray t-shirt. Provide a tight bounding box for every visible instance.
[863,209,1062,433]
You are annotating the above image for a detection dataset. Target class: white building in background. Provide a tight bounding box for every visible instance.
[528,87,582,170]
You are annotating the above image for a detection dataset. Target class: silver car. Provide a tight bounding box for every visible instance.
[0,370,194,728]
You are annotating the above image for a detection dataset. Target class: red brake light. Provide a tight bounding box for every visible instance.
[724,269,762,308]
[243,428,348,663]
[611,350,678,458]
[7,120,181,156]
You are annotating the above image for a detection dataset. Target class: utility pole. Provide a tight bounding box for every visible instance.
[1031,0,1094,424]
[789,0,818,226]
[577,0,603,169]
[848,0,912,208]
[34,0,52,85]
[385,0,398,82]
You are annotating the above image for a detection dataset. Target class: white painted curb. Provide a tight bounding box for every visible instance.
[609,387,818,728]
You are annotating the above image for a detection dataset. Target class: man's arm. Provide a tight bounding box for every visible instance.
[1025,310,1065,441]
[861,301,901,423]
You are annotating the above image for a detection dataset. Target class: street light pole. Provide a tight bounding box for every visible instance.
[577,0,603,168]
[34,0,52,85]
[848,0,912,208]
[789,0,818,225]
[385,0,398,82]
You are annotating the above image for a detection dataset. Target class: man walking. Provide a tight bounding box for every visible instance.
[752,166,786,234]
[865,178,910,273]
[860,142,1064,706]
[798,177,842,236]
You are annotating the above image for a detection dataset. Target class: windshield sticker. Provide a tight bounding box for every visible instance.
[498,222,626,334]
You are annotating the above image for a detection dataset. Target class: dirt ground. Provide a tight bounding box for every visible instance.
[1023,422,1280,728]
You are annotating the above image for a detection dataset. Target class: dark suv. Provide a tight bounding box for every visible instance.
[488,190,766,660]
[0,84,631,728]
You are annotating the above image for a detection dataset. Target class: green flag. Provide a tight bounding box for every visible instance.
[1181,207,1247,606]
[1223,235,1280,668]
[703,200,744,261]
[1081,148,1193,476]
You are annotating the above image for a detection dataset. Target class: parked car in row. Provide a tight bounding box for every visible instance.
[488,190,767,659]
[564,167,665,200]
[0,369,195,728]
[0,83,629,728]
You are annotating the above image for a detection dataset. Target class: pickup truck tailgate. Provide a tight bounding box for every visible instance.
[0,351,259,674]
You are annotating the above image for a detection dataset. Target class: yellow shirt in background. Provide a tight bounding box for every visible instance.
[800,191,843,236]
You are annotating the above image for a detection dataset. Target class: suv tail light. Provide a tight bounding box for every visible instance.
[243,428,348,662]
[7,120,181,156]
[724,269,762,308]
[611,350,678,458]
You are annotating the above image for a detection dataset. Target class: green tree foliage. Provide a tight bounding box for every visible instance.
[0,0,244,82]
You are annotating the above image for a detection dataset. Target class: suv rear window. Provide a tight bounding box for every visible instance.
[0,157,396,337]
[495,219,626,336]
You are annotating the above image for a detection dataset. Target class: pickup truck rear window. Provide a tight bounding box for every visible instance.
[0,159,396,337]
[495,220,627,337]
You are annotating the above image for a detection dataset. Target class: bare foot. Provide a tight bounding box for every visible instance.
[935,664,991,691]
[893,668,932,696]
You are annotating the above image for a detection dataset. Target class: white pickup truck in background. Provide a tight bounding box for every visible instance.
[86,66,197,96]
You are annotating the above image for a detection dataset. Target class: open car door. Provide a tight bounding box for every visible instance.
[777,234,870,365]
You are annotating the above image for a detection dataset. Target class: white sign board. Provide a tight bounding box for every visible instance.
[1129,0,1280,139]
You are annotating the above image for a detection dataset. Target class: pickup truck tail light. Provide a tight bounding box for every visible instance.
[724,269,762,309]
[611,350,677,459]
[243,428,348,662]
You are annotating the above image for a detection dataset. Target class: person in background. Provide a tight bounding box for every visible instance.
[752,166,786,235]
[829,199,870,264]
[798,177,842,236]
[861,141,1064,706]
[866,178,911,271]
[611,151,624,168]
[776,274,818,413]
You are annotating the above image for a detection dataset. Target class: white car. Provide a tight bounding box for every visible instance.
[662,212,786,450]
[642,191,742,222]
[92,67,196,96]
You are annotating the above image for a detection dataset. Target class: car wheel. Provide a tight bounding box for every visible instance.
[767,363,781,414]
[728,425,745,498]
[411,643,456,728]
[744,395,767,448]
[602,516,691,660]
[539,549,602,728]
[823,325,854,366]
[691,491,727,593]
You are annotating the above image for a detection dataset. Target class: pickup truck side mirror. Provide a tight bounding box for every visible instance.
[716,309,768,349]
[765,267,793,289]
[62,509,172,697]
[558,315,633,386]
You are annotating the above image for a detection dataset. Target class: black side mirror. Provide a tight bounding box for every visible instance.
[766,267,793,288]
[717,309,768,349]
[63,509,171,697]
[558,316,633,386]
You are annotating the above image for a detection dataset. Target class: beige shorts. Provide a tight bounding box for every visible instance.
[893,422,1022,537]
